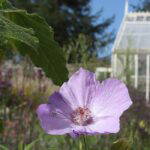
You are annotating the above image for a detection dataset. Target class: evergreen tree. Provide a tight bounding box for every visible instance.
[134,0,150,11]
[10,0,114,51]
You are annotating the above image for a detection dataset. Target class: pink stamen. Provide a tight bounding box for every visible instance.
[71,107,93,126]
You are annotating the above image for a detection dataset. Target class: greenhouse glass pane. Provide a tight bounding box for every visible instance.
[116,22,150,50]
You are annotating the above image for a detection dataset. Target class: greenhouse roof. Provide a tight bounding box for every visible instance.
[112,12,150,54]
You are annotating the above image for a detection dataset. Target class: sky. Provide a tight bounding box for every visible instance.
[90,0,140,57]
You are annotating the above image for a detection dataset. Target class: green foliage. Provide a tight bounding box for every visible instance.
[9,0,114,51]
[63,34,93,66]
[111,139,131,150]
[0,119,4,133]
[18,141,24,150]
[17,139,39,150]
[0,145,8,150]
[0,0,68,85]
[0,140,39,150]
[0,15,39,49]
[24,139,39,150]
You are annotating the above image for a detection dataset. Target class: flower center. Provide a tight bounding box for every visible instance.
[71,107,93,126]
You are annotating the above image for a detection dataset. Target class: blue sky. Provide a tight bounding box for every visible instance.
[91,0,140,57]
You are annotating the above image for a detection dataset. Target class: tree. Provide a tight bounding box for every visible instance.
[9,0,114,51]
[133,0,150,11]
[63,34,93,64]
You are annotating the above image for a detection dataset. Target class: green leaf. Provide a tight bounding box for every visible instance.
[0,15,39,49]
[18,141,24,150]
[0,0,13,9]
[111,139,131,150]
[0,145,8,150]
[0,0,68,85]
[0,119,4,133]
[25,139,39,150]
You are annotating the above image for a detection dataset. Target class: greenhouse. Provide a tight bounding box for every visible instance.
[111,1,150,102]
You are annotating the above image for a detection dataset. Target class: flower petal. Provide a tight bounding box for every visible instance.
[91,78,132,118]
[48,92,73,119]
[59,68,100,109]
[71,117,119,135]
[36,104,72,135]
[86,116,120,134]
[69,131,80,138]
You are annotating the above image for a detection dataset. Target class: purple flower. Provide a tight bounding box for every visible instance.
[37,68,132,136]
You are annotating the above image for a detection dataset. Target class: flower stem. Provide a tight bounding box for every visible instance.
[83,135,88,150]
